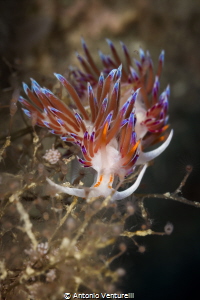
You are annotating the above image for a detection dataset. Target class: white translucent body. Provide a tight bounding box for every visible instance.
[47,130,173,200]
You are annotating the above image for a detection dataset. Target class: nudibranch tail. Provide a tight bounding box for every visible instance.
[112,164,147,201]
[136,129,173,165]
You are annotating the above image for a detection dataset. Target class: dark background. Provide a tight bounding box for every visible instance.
[0,0,200,299]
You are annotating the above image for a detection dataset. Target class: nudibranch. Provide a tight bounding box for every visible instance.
[19,41,173,200]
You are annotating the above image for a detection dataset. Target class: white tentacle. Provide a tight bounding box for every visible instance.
[46,178,86,198]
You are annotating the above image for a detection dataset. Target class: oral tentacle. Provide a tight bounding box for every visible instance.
[46,178,86,198]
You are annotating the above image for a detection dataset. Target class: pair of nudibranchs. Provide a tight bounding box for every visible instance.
[19,39,173,200]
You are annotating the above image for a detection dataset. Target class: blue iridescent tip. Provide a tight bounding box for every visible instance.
[159,91,165,102]
[134,88,140,98]
[104,112,113,125]
[131,131,136,145]
[76,53,84,62]
[165,116,169,124]
[22,108,31,117]
[88,82,93,94]
[84,131,88,139]
[113,80,120,93]
[106,38,114,49]
[78,158,87,165]
[120,100,130,115]
[54,73,65,83]
[139,48,145,62]
[70,133,78,138]
[41,88,50,95]
[128,112,135,127]
[146,50,153,67]
[130,67,139,81]
[81,37,87,49]
[166,85,170,97]
[102,97,108,110]
[43,121,50,128]
[108,68,117,80]
[75,112,83,123]
[49,107,60,113]
[134,59,142,70]
[146,50,150,58]
[120,41,128,54]
[98,72,104,85]
[18,96,25,103]
[116,65,122,80]
[129,88,140,104]
[30,78,41,89]
[90,131,95,141]
[98,50,105,62]
[57,118,64,126]
[32,84,41,95]
[153,76,160,92]
[118,64,122,72]
[22,82,29,95]
[159,50,165,63]
[120,119,128,127]
[81,145,87,155]
[61,136,68,141]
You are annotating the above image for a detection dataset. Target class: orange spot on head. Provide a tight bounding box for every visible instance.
[94,175,103,187]
[108,174,114,189]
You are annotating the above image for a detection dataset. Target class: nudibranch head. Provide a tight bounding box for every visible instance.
[19,40,173,200]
